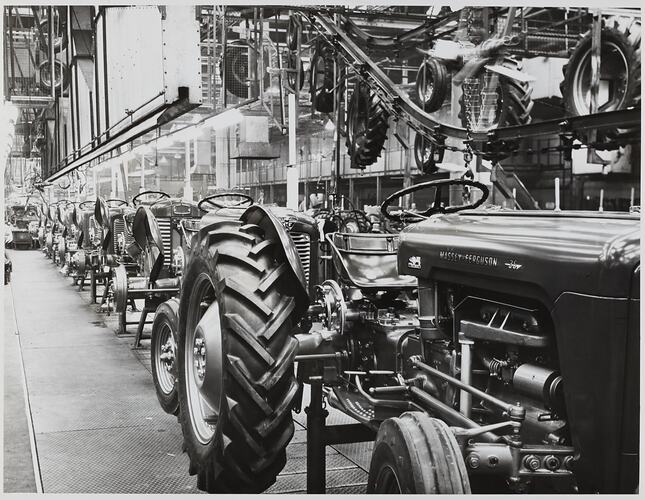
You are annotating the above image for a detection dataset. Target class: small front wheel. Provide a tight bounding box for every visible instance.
[151,298,180,415]
[367,412,471,494]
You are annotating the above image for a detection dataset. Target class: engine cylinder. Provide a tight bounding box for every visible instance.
[513,363,564,413]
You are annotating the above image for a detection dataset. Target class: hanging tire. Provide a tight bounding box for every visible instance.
[367,412,471,494]
[560,25,641,142]
[346,81,390,168]
[458,57,533,131]
[415,59,449,113]
[39,17,67,53]
[286,52,305,92]
[223,43,271,99]
[176,219,301,493]
[414,133,439,174]
[310,44,337,113]
[286,14,301,52]
[39,60,69,93]
[152,298,180,416]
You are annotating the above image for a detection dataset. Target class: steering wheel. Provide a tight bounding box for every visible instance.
[198,192,254,212]
[381,178,489,223]
[132,190,170,207]
[105,198,128,208]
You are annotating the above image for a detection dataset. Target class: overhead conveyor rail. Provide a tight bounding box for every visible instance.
[305,9,641,151]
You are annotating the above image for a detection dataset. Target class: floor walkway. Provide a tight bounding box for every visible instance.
[3,248,371,494]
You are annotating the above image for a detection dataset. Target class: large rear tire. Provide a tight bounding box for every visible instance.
[176,219,301,493]
[152,298,180,416]
[346,81,390,168]
[458,56,533,130]
[560,25,640,143]
[367,412,471,494]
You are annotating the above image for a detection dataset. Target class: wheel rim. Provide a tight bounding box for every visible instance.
[155,322,176,395]
[185,274,223,445]
[419,64,435,103]
[572,42,628,114]
[375,465,402,493]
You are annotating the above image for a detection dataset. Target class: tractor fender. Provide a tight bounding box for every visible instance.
[132,206,165,284]
[94,197,110,230]
[241,205,309,315]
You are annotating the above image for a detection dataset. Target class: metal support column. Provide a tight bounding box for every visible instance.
[306,383,328,494]
[286,92,299,209]
[376,175,382,204]
[305,382,377,494]
[140,153,145,191]
[184,139,193,201]
[49,6,54,99]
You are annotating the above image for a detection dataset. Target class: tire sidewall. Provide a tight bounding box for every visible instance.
[151,299,180,415]
[367,421,418,494]
[176,252,227,467]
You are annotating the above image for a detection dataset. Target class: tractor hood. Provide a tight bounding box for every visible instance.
[148,198,201,218]
[398,210,640,300]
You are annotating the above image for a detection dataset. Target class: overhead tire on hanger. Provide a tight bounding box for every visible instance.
[177,218,301,493]
[458,56,533,129]
[310,43,339,113]
[415,58,449,113]
[346,81,390,168]
[39,60,70,93]
[286,52,305,92]
[367,412,471,494]
[286,13,301,52]
[559,25,641,143]
[223,42,272,99]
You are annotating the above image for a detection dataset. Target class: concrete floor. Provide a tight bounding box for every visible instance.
[3,248,373,494]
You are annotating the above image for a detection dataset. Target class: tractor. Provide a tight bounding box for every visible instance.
[68,199,102,288]
[106,190,203,339]
[7,203,40,249]
[172,177,639,494]
[149,194,319,419]
[57,201,84,276]
[89,197,136,306]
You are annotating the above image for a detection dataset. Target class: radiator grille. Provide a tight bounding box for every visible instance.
[156,218,172,268]
[290,232,310,286]
[112,217,134,253]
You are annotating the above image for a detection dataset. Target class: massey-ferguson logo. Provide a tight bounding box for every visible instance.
[282,216,295,230]
[407,256,422,269]
[439,249,498,267]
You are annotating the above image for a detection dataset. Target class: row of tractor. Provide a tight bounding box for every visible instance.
[32,179,638,494]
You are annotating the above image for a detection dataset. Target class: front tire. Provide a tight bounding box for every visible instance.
[177,218,301,493]
[151,298,180,416]
[367,412,471,494]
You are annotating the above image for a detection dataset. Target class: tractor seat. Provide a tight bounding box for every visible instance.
[327,232,417,289]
